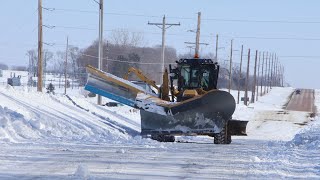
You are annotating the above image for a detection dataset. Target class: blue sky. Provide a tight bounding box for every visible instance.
[1,0,320,88]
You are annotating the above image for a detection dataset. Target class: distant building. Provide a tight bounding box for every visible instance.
[7,73,21,86]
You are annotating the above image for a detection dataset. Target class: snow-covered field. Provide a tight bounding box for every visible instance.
[0,70,80,88]
[0,77,319,179]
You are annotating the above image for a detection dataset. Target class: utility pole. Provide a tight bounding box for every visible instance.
[272,55,276,87]
[270,53,275,89]
[264,52,269,94]
[97,0,104,105]
[37,0,43,92]
[251,50,258,103]
[237,45,244,104]
[215,34,219,61]
[279,59,282,86]
[64,37,69,95]
[260,52,265,96]
[195,12,201,58]
[244,49,250,106]
[267,53,272,93]
[184,12,209,60]
[281,65,284,87]
[279,65,282,87]
[275,60,278,86]
[283,66,285,87]
[256,51,261,101]
[27,54,31,86]
[275,56,278,86]
[148,16,180,84]
[277,57,280,87]
[228,39,233,93]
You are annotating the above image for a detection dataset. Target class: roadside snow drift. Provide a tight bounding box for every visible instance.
[0,86,132,143]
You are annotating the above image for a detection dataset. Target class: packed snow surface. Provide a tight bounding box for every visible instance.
[0,81,319,179]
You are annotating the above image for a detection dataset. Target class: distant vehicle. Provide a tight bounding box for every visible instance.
[295,89,301,94]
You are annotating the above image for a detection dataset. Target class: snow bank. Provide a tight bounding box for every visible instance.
[287,119,320,148]
[0,86,132,143]
[288,127,320,149]
[0,106,42,142]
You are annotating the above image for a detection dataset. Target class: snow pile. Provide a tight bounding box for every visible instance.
[0,86,131,143]
[0,106,42,142]
[289,131,320,149]
[287,118,320,148]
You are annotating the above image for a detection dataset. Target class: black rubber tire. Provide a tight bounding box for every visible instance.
[151,134,175,142]
[163,135,175,142]
[214,123,231,144]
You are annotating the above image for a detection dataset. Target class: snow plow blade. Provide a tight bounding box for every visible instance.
[84,65,245,136]
[140,90,236,135]
[85,65,154,107]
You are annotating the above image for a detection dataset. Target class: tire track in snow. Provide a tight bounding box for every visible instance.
[0,132,319,179]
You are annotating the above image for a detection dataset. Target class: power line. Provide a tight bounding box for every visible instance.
[50,25,320,41]
[229,36,320,41]
[50,25,181,36]
[48,8,162,18]
[201,18,320,24]
[53,8,97,14]
[53,25,96,31]
[47,7,320,24]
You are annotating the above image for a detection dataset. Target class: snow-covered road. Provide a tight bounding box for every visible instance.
[0,130,319,179]
[0,85,319,179]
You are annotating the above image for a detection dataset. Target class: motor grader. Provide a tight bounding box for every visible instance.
[85,58,247,144]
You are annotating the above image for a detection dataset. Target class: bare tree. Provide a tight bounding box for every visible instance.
[43,50,53,72]
[27,49,38,76]
[68,46,80,78]
[54,51,66,74]
[109,28,144,47]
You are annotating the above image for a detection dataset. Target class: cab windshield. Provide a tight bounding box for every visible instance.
[180,65,212,90]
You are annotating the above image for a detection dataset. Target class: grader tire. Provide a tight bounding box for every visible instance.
[151,134,175,142]
[214,123,231,144]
